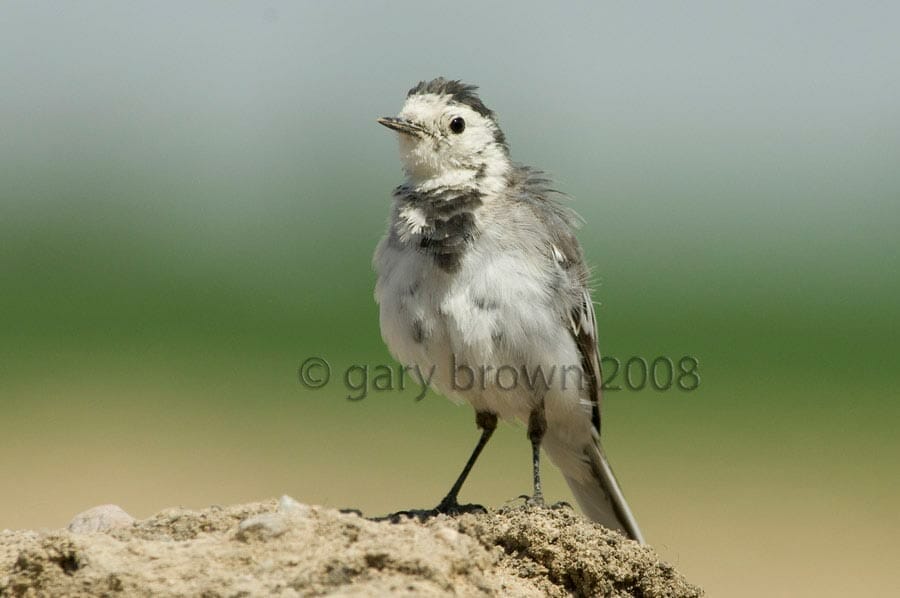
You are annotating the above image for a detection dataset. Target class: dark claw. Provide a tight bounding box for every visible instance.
[435,497,487,516]
[509,493,549,509]
[517,493,545,506]
[525,493,545,507]
[378,499,487,523]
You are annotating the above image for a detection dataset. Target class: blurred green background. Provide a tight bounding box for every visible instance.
[2,2,898,596]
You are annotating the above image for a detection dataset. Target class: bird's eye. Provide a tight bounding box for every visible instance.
[449,117,466,134]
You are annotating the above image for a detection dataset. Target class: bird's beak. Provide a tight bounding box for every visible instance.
[377,117,427,137]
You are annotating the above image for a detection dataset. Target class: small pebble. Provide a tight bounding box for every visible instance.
[237,513,289,541]
[68,504,135,534]
[277,495,308,515]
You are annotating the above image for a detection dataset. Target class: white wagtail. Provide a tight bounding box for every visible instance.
[374,78,644,543]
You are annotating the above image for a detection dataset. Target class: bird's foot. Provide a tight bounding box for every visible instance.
[435,496,488,516]
[381,496,486,523]
[515,493,546,508]
[512,494,574,512]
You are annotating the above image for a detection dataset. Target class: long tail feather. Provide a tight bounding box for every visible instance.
[563,443,645,543]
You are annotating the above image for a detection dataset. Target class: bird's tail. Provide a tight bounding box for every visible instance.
[550,439,645,543]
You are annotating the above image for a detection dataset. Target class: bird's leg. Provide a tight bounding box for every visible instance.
[526,403,547,506]
[434,410,498,514]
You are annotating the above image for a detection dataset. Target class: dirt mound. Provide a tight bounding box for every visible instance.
[0,497,701,597]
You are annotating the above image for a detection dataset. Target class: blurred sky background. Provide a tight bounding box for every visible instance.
[1,2,898,596]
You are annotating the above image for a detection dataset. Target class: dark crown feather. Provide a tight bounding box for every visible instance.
[407,77,507,148]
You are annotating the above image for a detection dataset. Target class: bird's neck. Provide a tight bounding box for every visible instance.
[405,146,511,197]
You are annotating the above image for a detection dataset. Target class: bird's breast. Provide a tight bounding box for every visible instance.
[374,232,583,423]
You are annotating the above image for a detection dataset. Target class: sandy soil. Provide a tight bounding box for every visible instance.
[0,497,701,597]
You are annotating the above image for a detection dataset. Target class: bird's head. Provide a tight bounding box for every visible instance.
[378,78,509,185]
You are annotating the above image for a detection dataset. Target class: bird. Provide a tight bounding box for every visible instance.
[373,77,644,543]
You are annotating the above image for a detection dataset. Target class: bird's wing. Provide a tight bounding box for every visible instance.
[568,288,603,434]
[549,236,602,435]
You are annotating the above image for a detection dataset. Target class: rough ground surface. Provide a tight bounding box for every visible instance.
[0,497,702,597]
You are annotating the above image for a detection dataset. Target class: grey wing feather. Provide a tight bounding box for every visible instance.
[570,290,603,434]
[567,290,646,544]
